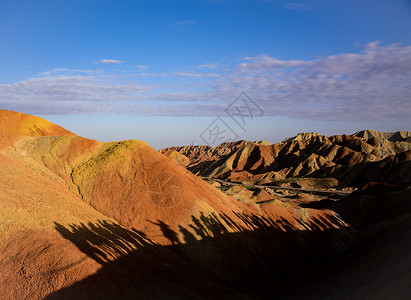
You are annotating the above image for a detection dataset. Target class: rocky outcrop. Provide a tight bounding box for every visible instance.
[161,131,411,186]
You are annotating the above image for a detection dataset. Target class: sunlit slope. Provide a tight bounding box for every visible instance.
[0,144,240,299]
[16,135,248,242]
[0,110,256,242]
[162,132,411,185]
[0,110,75,137]
[0,111,246,298]
[0,110,361,298]
[0,124,115,299]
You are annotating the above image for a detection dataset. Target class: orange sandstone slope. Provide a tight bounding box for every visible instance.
[0,110,359,299]
[0,110,75,137]
[0,110,240,238]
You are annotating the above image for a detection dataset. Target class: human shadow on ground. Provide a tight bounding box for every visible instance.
[49,211,358,299]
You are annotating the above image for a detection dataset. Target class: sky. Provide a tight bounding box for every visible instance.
[1,0,411,149]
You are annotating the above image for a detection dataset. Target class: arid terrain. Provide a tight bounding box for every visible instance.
[1,109,410,299]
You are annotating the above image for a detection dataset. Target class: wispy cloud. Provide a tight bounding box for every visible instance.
[196,63,219,69]
[169,20,197,27]
[285,3,310,10]
[208,42,411,120]
[132,72,168,77]
[151,42,411,120]
[95,59,122,64]
[0,72,150,114]
[128,71,220,78]
[1,42,411,121]
[38,68,103,77]
[135,65,148,71]
[171,71,221,78]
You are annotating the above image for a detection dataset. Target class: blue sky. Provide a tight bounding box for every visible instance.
[1,0,411,148]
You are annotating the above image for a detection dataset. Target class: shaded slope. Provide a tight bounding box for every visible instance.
[48,209,359,299]
[287,217,411,300]
[288,183,411,300]
[316,182,411,229]
[46,221,242,300]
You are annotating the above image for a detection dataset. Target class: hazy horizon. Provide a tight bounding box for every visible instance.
[35,113,407,150]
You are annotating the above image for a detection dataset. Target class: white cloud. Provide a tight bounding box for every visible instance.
[196,63,219,69]
[285,3,309,10]
[95,59,122,64]
[207,42,411,120]
[169,20,197,27]
[171,72,221,78]
[0,72,150,114]
[38,68,103,77]
[136,65,148,71]
[1,42,411,121]
[128,71,220,78]
[131,72,168,77]
[137,42,411,120]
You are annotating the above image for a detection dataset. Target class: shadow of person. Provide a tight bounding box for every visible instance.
[178,225,197,244]
[149,220,180,245]
[189,215,209,239]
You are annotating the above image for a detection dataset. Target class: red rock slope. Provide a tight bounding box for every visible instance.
[0,110,361,299]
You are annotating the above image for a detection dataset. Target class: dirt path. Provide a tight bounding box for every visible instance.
[211,178,351,196]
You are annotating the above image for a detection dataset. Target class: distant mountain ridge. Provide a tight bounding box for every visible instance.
[353,129,411,142]
[282,132,321,142]
[160,130,411,186]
